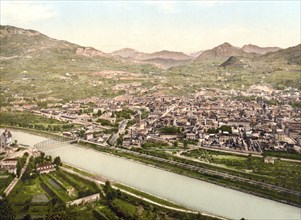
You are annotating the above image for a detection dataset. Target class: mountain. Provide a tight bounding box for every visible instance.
[194,42,249,63]
[242,44,281,55]
[220,45,300,68]
[112,48,193,68]
[145,50,192,61]
[1,25,300,102]
[0,25,160,101]
[0,25,109,59]
[262,44,301,65]
[111,48,147,59]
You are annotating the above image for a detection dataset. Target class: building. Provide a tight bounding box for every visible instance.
[264,156,276,164]
[0,158,18,174]
[36,163,56,174]
[0,129,12,149]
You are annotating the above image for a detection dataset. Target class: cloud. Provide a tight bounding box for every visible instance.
[1,1,56,24]
[144,1,180,13]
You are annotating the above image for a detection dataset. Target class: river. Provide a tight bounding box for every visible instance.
[3,129,301,220]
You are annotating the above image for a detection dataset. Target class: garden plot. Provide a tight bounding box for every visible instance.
[31,194,49,203]
[40,174,73,202]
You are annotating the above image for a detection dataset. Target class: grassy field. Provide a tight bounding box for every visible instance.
[8,178,50,218]
[0,171,14,194]
[182,149,301,191]
[7,169,100,219]
[0,111,73,132]
[114,183,185,209]
[6,166,218,220]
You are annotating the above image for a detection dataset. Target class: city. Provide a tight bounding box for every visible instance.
[0,1,300,220]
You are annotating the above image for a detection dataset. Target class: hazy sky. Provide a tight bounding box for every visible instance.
[1,1,300,53]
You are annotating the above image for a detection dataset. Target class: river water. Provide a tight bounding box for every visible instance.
[3,129,301,220]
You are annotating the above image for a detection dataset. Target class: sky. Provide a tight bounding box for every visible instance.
[1,0,300,53]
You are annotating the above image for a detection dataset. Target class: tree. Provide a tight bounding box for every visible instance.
[207,128,218,134]
[173,141,179,148]
[45,155,52,162]
[247,154,253,169]
[23,214,32,220]
[183,140,188,149]
[40,152,45,160]
[16,159,22,177]
[78,130,85,138]
[104,181,111,193]
[0,198,15,220]
[219,125,232,134]
[22,167,31,183]
[103,181,116,202]
[116,135,123,147]
[54,156,62,167]
[160,126,181,134]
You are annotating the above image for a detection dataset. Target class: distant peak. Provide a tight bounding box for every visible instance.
[0,25,42,37]
[221,42,232,46]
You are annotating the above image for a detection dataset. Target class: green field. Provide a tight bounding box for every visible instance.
[5,165,217,220]
[182,149,301,191]
[0,171,14,194]
[7,169,100,219]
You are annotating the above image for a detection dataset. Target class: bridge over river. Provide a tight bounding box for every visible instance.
[34,136,78,149]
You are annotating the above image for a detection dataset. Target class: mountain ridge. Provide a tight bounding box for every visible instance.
[242,44,281,55]
[111,47,193,68]
[0,25,110,59]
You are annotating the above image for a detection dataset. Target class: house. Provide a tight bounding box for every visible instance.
[0,129,12,148]
[186,133,197,140]
[264,156,276,164]
[36,163,56,174]
[31,148,41,158]
[0,158,18,174]
[84,130,94,140]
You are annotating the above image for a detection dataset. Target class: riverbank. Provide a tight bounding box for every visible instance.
[3,126,301,207]
[62,163,226,220]
[77,140,301,208]
[2,127,301,219]
[0,125,66,139]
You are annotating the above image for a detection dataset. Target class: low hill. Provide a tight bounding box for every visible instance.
[220,56,248,68]
[263,44,301,65]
